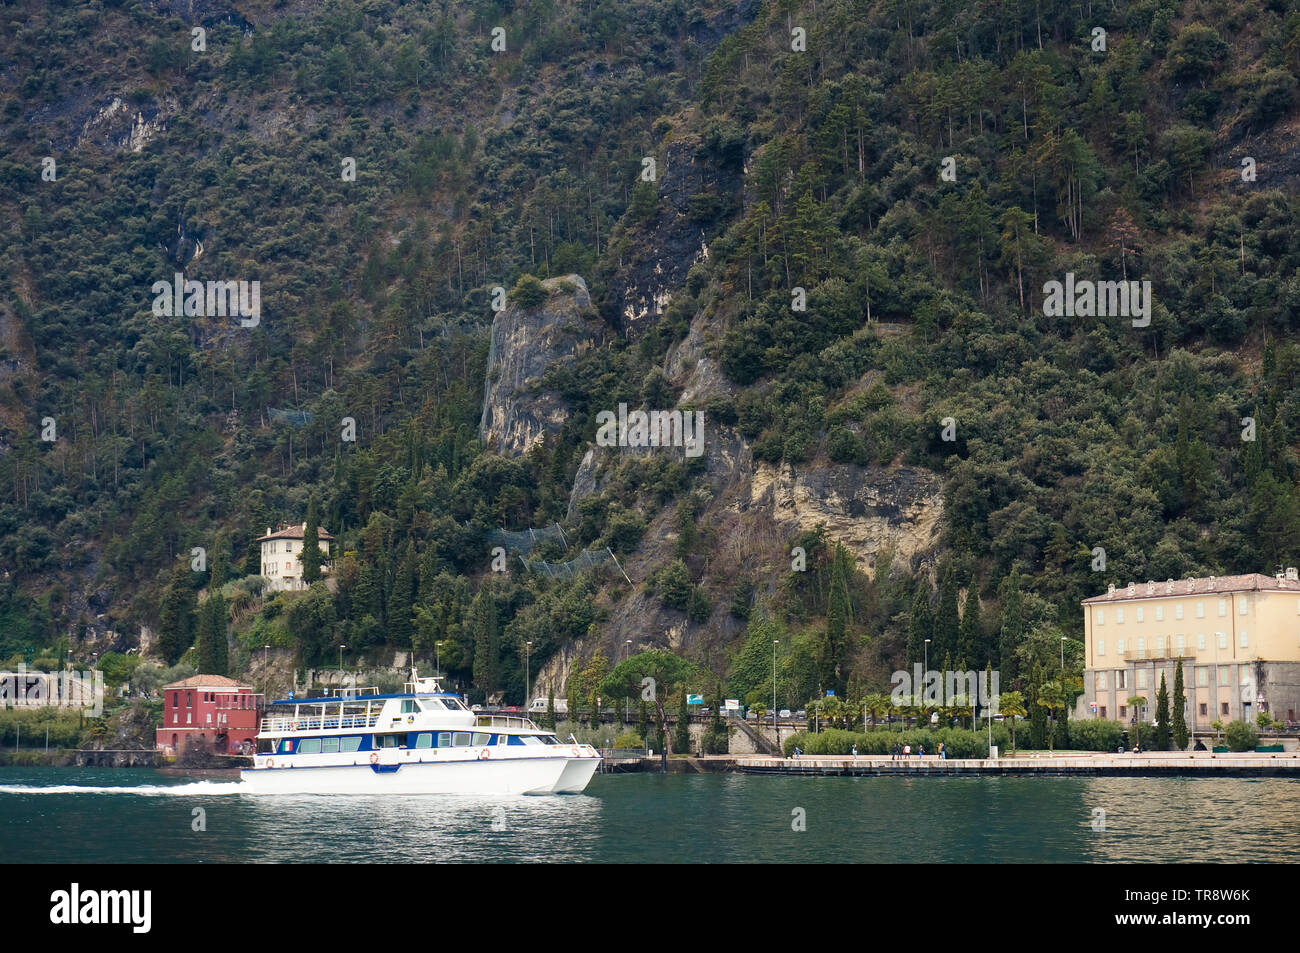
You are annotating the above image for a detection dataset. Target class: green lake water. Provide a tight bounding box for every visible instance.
[4,768,1298,863]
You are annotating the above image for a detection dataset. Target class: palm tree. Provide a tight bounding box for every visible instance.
[1036,679,1066,753]
[1000,691,1027,754]
[863,693,890,730]
[1127,695,1148,748]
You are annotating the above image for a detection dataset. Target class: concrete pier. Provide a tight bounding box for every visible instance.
[735,752,1300,778]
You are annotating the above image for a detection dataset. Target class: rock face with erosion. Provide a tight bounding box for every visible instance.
[479,275,607,457]
[748,462,944,574]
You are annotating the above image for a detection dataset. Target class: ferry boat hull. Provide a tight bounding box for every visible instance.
[239,755,591,795]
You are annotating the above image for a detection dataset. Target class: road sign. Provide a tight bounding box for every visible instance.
[687,693,703,705]
[724,699,740,711]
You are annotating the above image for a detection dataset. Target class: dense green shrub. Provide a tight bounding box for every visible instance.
[1224,720,1259,752]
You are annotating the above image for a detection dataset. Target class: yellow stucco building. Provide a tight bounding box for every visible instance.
[1082,571,1300,731]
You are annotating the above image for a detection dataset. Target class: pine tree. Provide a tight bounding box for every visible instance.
[1155,671,1171,750]
[301,494,322,584]
[933,567,960,663]
[1172,660,1189,750]
[158,561,197,665]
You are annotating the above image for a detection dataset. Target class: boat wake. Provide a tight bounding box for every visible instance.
[0,781,246,796]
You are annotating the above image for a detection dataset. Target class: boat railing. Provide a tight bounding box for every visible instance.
[259,712,381,733]
[475,715,541,731]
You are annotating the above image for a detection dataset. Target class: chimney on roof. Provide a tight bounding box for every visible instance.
[1107,583,1115,595]
[1209,575,1216,590]
[266,527,271,536]
[1289,568,1298,581]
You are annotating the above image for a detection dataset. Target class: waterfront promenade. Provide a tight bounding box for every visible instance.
[733,751,1300,777]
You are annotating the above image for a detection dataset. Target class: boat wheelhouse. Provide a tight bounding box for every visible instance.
[239,675,600,795]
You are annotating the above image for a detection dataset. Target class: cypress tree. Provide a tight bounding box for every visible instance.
[823,544,850,696]
[933,566,960,663]
[1053,703,1069,750]
[471,584,500,696]
[158,561,197,665]
[959,585,983,667]
[907,582,933,666]
[195,594,228,675]
[545,683,557,731]
[1155,671,1171,750]
[997,569,1023,681]
[1173,660,1189,750]
[387,540,417,647]
[675,691,691,754]
[301,494,322,584]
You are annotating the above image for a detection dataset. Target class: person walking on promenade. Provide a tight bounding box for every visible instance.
[903,743,911,758]
[917,743,925,759]
[939,741,946,760]
[851,744,858,760]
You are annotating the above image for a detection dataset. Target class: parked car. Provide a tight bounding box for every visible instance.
[779,709,792,718]
[527,697,569,715]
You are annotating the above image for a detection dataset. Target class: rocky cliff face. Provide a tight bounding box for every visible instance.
[478,274,607,457]
[600,124,745,340]
[748,462,944,575]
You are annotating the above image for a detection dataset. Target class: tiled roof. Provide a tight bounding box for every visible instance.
[1082,572,1300,604]
[163,675,252,690]
[256,523,335,542]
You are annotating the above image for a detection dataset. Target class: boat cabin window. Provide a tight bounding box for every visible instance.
[496,733,509,745]
[321,737,340,753]
[298,738,322,754]
[521,735,544,746]
[507,735,525,745]
[437,732,451,748]
[414,733,433,749]
[340,736,362,752]
[420,699,445,711]
[472,732,492,746]
[452,731,471,747]
[257,738,275,754]
[375,733,407,748]
[441,697,467,711]
[401,700,418,713]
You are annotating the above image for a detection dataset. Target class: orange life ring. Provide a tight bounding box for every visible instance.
[369,753,379,764]
[570,745,580,757]
[265,758,274,768]
[290,721,299,730]
[479,748,491,760]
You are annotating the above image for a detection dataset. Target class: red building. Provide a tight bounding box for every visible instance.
[156,675,265,756]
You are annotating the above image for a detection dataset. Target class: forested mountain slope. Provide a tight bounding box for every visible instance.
[2,0,1299,709]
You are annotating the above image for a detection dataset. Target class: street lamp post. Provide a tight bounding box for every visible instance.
[338,643,346,672]
[625,640,632,725]
[525,641,532,708]
[1060,636,1066,670]
[436,641,443,679]
[923,638,931,727]
[773,640,779,749]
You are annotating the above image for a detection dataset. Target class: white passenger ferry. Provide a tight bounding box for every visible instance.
[240,675,600,795]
